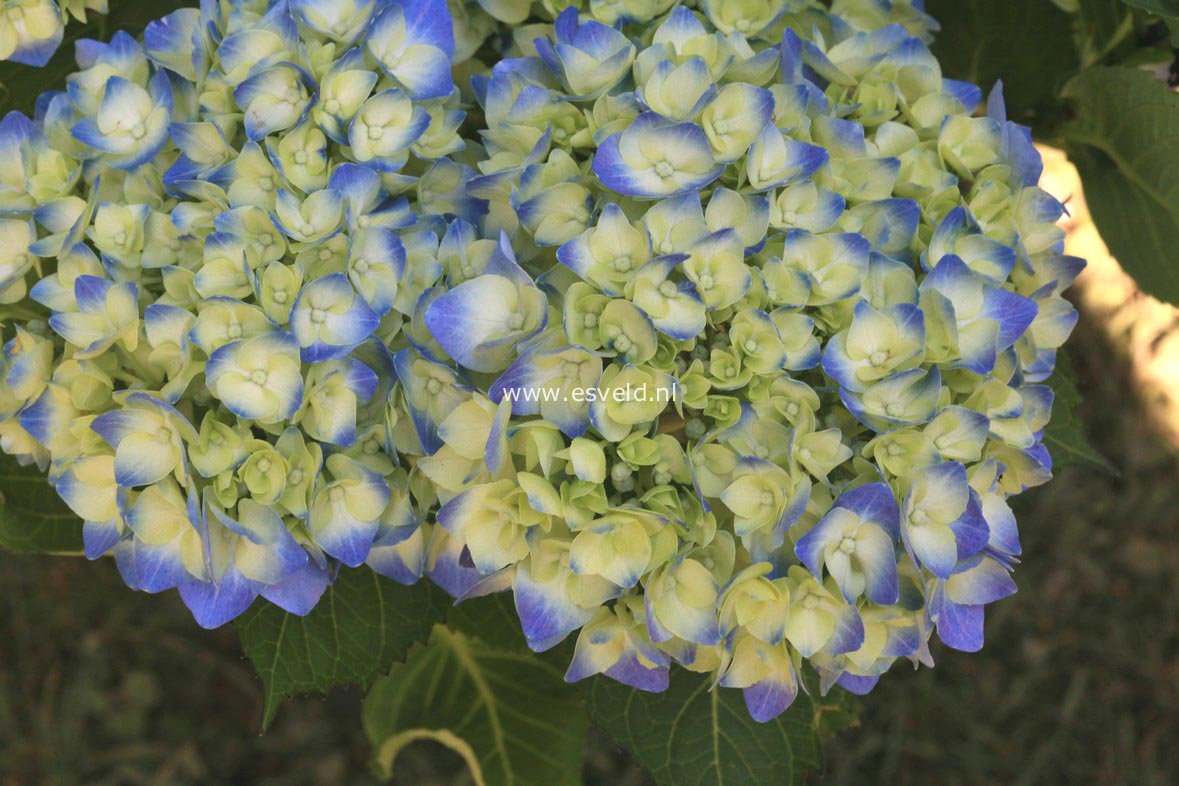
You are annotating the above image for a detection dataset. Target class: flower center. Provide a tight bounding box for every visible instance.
[251,369,268,386]
[654,161,674,178]
[310,308,327,323]
[154,427,172,445]
[839,536,856,554]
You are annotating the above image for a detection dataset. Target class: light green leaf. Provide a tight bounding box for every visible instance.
[237,568,446,729]
[363,626,587,786]
[0,452,82,554]
[1044,351,1117,474]
[1061,66,1179,306]
[925,0,1079,133]
[584,669,857,786]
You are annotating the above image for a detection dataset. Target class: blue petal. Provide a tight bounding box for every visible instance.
[260,562,333,615]
[743,677,799,724]
[839,482,901,537]
[983,287,1038,348]
[931,587,985,652]
[514,565,593,652]
[179,571,260,629]
[132,540,194,594]
[836,672,879,695]
[83,518,123,560]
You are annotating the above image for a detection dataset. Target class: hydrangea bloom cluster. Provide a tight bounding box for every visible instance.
[0,0,1082,722]
[0,0,107,66]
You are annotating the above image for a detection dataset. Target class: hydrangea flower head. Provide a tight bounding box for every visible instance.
[0,0,1083,722]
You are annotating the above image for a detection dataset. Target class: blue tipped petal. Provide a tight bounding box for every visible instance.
[261,562,333,616]
[179,571,260,629]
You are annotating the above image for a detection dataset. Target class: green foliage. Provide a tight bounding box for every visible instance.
[1044,351,1118,474]
[1075,0,1135,60]
[236,569,447,729]
[446,592,531,654]
[0,1,197,116]
[583,669,857,786]
[1120,0,1179,42]
[363,626,586,786]
[925,0,1079,132]
[0,452,81,554]
[1061,67,1179,306]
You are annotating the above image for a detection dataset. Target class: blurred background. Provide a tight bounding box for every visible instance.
[1,151,1177,786]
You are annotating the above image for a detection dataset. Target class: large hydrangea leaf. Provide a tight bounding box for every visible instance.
[1061,67,1179,306]
[584,669,858,786]
[363,625,586,786]
[236,567,446,728]
[0,451,82,553]
[925,0,1077,132]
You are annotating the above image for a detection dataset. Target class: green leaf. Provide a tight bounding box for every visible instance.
[925,0,1079,134]
[236,568,447,729]
[1044,351,1117,474]
[584,669,856,786]
[1060,66,1179,306]
[446,592,531,653]
[1120,0,1179,43]
[0,1,197,116]
[0,451,82,554]
[1075,0,1135,62]
[363,626,587,786]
